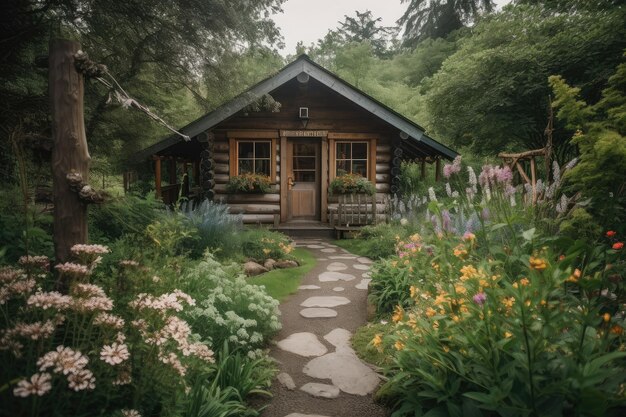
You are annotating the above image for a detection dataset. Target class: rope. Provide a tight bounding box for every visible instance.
[74,50,190,142]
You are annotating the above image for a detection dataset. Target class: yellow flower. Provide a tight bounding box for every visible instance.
[442,345,450,352]
[431,262,440,271]
[372,333,383,347]
[520,278,530,286]
[391,261,398,268]
[394,340,406,351]
[460,265,478,281]
[453,244,468,258]
[410,233,421,242]
[392,305,404,323]
[410,286,418,298]
[451,315,460,323]
[502,297,515,309]
[566,268,581,283]
[454,284,467,295]
[504,331,513,338]
[262,248,271,255]
[425,307,437,318]
[432,320,440,330]
[603,313,611,323]
[529,256,548,271]
[434,293,448,306]
[408,313,418,329]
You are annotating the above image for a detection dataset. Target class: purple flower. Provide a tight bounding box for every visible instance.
[473,292,487,306]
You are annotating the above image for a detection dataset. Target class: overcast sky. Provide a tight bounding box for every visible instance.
[272,0,512,56]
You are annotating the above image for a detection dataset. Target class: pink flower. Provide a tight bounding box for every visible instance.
[18,255,50,271]
[54,262,90,278]
[13,373,52,397]
[121,410,141,417]
[27,291,72,311]
[70,244,109,256]
[473,292,487,306]
[67,369,95,391]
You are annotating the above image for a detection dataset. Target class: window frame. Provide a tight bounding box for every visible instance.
[229,136,277,182]
[328,135,377,182]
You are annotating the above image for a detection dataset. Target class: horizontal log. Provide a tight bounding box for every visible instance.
[228,204,280,214]
[222,193,281,204]
[377,144,391,153]
[376,173,391,183]
[242,214,277,224]
[376,153,391,163]
[376,183,390,193]
[213,152,229,163]
[213,184,280,194]
[214,163,229,174]
[499,149,546,159]
[214,142,230,152]
[214,174,229,183]
[376,163,390,174]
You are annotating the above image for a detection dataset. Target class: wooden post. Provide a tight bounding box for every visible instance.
[168,158,176,185]
[154,157,162,198]
[50,39,90,266]
[420,159,426,179]
[193,160,200,187]
[435,158,441,182]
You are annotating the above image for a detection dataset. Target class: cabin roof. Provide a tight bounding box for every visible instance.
[133,54,458,162]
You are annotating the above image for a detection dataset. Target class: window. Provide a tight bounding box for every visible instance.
[237,141,271,176]
[335,141,368,177]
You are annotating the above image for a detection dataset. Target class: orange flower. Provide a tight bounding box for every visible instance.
[501,297,516,309]
[613,242,624,250]
[566,269,582,283]
[529,256,548,271]
[425,307,437,318]
[392,305,404,323]
[394,340,405,351]
[372,334,383,347]
[603,313,611,323]
[610,325,623,335]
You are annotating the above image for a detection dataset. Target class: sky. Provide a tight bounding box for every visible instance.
[272,0,512,56]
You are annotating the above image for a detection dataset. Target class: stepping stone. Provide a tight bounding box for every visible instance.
[303,352,380,396]
[324,328,352,348]
[327,262,348,271]
[285,414,331,417]
[329,255,357,260]
[319,271,355,282]
[299,285,321,290]
[332,287,344,292]
[277,372,296,390]
[362,272,372,278]
[301,296,351,308]
[300,382,340,399]
[307,245,325,249]
[277,332,328,357]
[300,308,337,318]
[356,279,371,290]
[357,257,373,264]
[321,248,337,253]
[353,264,370,271]
[318,258,328,261]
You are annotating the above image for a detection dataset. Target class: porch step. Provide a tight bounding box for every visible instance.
[273,222,335,239]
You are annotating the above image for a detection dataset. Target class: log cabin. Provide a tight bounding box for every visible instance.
[131,55,458,234]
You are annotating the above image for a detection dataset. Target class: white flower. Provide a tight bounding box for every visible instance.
[13,373,52,397]
[428,187,437,202]
[100,343,130,365]
[121,409,141,417]
[400,218,408,226]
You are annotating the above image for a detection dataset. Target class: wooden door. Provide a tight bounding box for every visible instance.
[287,139,320,220]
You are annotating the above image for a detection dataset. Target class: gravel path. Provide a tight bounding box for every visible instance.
[260,239,388,417]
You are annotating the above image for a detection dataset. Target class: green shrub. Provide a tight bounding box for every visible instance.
[355,223,414,259]
[184,254,281,353]
[239,229,294,262]
[180,199,243,258]
[329,173,375,195]
[226,174,271,194]
[145,214,198,257]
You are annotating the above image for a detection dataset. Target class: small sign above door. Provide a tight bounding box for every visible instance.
[280,130,328,137]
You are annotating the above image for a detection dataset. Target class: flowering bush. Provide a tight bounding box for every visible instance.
[240,229,294,262]
[226,173,271,194]
[364,156,626,416]
[329,173,376,195]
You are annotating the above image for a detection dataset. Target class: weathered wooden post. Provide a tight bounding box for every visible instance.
[50,39,90,265]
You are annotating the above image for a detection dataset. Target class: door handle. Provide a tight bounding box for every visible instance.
[288,177,295,190]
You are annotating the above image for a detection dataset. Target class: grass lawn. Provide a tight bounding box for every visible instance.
[251,248,317,301]
[351,322,393,368]
[333,238,371,258]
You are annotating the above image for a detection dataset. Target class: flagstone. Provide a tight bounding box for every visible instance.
[318,271,355,282]
[301,296,351,308]
[353,264,370,270]
[303,352,379,396]
[299,382,340,399]
[332,287,344,292]
[298,285,321,290]
[329,255,357,260]
[327,262,348,271]
[300,308,338,318]
[321,248,337,253]
[277,332,328,357]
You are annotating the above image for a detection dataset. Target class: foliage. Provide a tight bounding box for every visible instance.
[251,248,317,301]
[360,156,626,416]
[89,193,163,243]
[239,229,294,262]
[179,200,243,258]
[424,4,626,156]
[549,57,626,233]
[399,0,494,46]
[354,223,416,259]
[351,322,394,368]
[329,173,376,196]
[336,10,396,58]
[145,214,198,257]
[183,254,281,353]
[226,174,272,194]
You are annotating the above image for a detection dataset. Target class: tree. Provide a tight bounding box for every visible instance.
[337,10,396,58]
[399,0,494,46]
[423,5,626,156]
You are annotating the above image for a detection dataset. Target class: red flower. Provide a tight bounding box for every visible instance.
[613,242,624,250]
[606,231,617,238]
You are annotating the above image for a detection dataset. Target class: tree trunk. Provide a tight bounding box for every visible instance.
[50,39,90,267]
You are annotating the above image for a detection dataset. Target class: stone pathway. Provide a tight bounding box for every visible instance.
[261,239,387,417]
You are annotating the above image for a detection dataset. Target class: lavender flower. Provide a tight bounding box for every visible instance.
[473,292,487,306]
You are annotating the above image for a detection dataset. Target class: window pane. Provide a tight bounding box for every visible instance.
[238,159,253,174]
[294,171,316,182]
[294,143,316,156]
[238,142,254,158]
[255,142,271,158]
[255,159,270,175]
[336,161,350,176]
[336,143,351,159]
[293,157,315,170]
[352,143,368,159]
[352,160,368,176]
